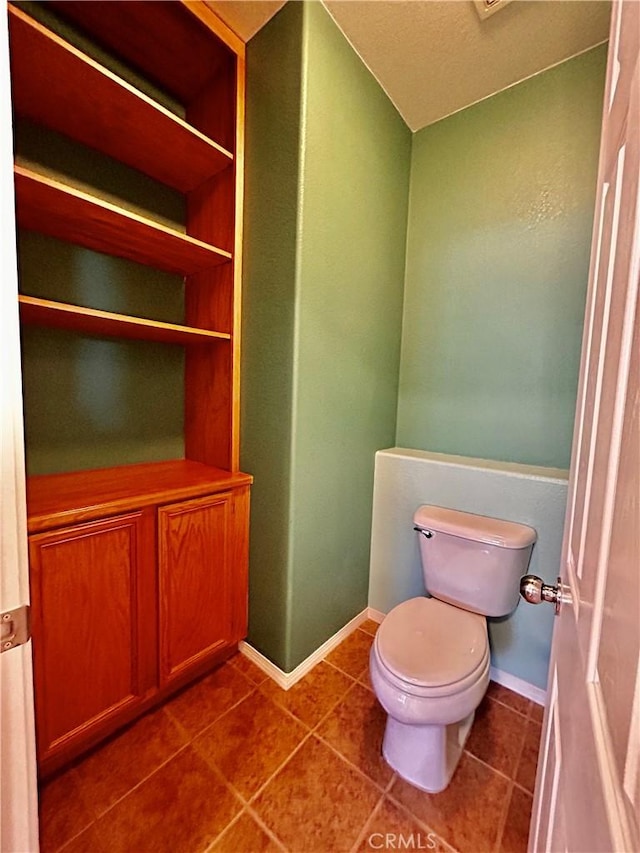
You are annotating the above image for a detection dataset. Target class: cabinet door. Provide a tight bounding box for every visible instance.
[158,487,249,687]
[28,511,156,765]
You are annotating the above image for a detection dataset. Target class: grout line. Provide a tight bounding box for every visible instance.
[308,681,361,735]
[323,655,370,686]
[164,678,257,743]
[254,688,315,733]
[93,742,192,818]
[486,692,531,720]
[245,730,315,807]
[203,807,249,852]
[383,788,459,853]
[493,780,515,853]
[227,652,271,687]
[512,778,535,798]
[258,678,353,734]
[52,742,201,852]
[54,819,97,853]
[244,804,289,852]
[322,657,359,681]
[191,685,286,746]
[461,749,512,783]
[313,728,391,795]
[348,791,387,853]
[203,805,289,853]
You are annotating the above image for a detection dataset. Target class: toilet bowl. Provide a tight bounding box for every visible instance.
[370,596,490,792]
[370,505,536,793]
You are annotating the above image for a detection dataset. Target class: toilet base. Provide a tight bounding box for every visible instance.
[382,711,475,793]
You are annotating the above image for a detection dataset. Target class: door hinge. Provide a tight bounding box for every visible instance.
[1,604,31,652]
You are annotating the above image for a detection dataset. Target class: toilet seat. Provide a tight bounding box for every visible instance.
[374,597,489,698]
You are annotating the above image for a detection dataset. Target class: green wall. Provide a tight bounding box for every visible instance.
[242,1,411,670]
[396,46,607,468]
[241,2,303,668]
[16,120,186,476]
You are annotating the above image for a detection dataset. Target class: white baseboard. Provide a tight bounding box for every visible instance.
[239,607,546,708]
[490,666,546,706]
[366,607,385,624]
[239,608,371,690]
[367,607,546,707]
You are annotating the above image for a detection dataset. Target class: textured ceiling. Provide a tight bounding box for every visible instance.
[207,0,611,132]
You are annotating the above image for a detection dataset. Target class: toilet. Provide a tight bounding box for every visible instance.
[370,504,536,793]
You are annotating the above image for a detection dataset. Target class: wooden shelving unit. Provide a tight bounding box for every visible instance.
[19,296,232,346]
[9,5,233,192]
[14,166,231,276]
[27,459,252,534]
[8,0,250,776]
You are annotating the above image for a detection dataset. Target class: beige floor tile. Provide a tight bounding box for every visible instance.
[259,661,353,728]
[529,701,545,724]
[58,824,105,853]
[325,629,374,679]
[94,746,242,853]
[515,718,542,793]
[466,696,527,778]
[390,752,510,853]
[39,770,94,853]
[316,683,392,788]
[359,619,381,637]
[194,691,307,799]
[228,653,270,686]
[356,797,451,852]
[165,663,253,738]
[486,682,531,717]
[210,811,282,852]
[252,735,380,852]
[73,707,188,817]
[500,785,533,852]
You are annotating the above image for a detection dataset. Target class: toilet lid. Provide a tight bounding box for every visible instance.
[376,597,487,688]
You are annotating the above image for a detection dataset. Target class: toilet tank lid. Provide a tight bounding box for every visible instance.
[414,505,536,549]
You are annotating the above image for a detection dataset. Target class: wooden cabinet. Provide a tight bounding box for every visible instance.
[7,2,252,776]
[28,511,157,765]
[159,487,250,688]
[26,465,251,776]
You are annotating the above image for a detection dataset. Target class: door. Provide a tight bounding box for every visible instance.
[0,8,39,851]
[158,487,250,688]
[29,511,156,775]
[530,1,639,850]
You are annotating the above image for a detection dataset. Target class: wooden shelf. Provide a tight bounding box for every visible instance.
[14,166,231,276]
[19,296,231,346]
[46,1,242,105]
[27,460,253,534]
[8,5,233,192]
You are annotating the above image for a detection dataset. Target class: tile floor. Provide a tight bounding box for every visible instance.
[39,620,542,853]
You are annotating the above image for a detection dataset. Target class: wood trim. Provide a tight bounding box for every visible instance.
[230,52,246,472]
[19,296,231,346]
[46,0,236,105]
[183,1,246,56]
[26,459,252,534]
[230,485,250,642]
[14,166,231,275]
[8,5,232,192]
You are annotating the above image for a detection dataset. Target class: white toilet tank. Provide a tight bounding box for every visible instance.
[413,505,536,618]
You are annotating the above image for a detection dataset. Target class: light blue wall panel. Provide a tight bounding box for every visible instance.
[368,448,568,689]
